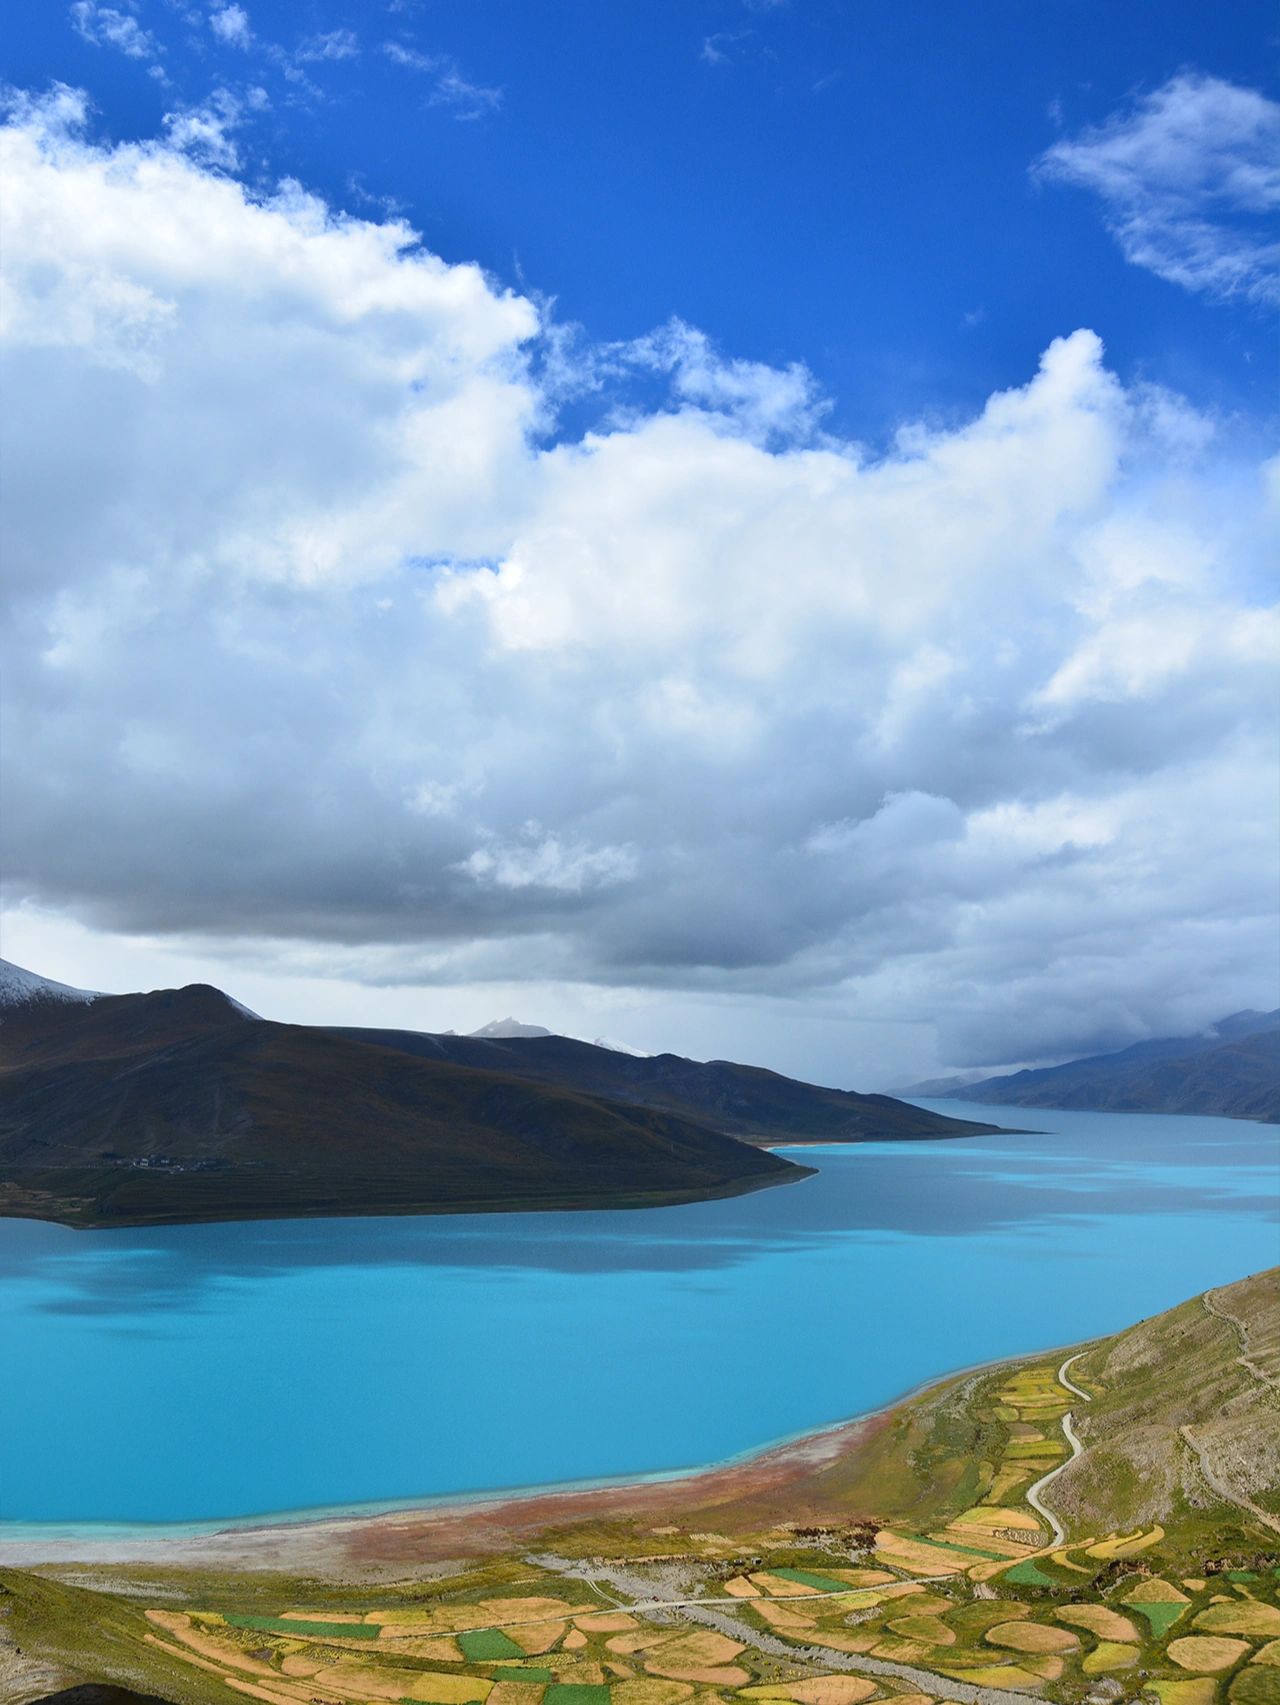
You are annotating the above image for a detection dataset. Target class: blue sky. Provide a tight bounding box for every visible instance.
[6,0,1274,437]
[1,2,1276,1083]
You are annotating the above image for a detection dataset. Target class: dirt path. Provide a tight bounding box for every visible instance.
[1203,1286,1280,1394]
[1178,1424,1280,1539]
[1174,1290,1280,1538]
[1023,1353,1090,1548]
[532,1554,1042,1705]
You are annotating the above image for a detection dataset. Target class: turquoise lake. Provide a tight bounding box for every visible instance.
[2,1101,1276,1529]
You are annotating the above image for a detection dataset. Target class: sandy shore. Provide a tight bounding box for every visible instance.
[1,1332,1098,1578]
[0,1407,882,1577]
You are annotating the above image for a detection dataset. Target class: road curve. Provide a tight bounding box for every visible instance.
[1024,1351,1091,1547]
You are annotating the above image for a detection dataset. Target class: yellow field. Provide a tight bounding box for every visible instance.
[1053,1604,1139,1641]
[885,1615,954,1645]
[1194,1601,1280,1636]
[612,1682,694,1705]
[643,1632,744,1669]
[937,1663,1046,1688]
[1080,1642,1140,1674]
[950,1504,1042,1532]
[381,1635,467,1661]
[871,1533,966,1573]
[748,1573,822,1597]
[1166,1635,1252,1672]
[1088,1525,1165,1559]
[487,1685,545,1705]
[607,1632,668,1655]
[1148,1683,1219,1705]
[505,1623,569,1654]
[646,1663,751,1686]
[746,1601,816,1633]
[983,1620,1078,1653]
[1126,1578,1191,1605]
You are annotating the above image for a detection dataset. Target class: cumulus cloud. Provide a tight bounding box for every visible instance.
[1,88,1276,1072]
[1037,73,1280,306]
[161,87,247,168]
[70,1,159,61]
[209,4,252,50]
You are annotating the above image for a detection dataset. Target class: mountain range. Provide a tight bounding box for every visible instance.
[0,961,998,1228]
[901,1008,1280,1121]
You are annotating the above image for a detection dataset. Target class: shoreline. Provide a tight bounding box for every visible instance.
[0,1330,1102,1572]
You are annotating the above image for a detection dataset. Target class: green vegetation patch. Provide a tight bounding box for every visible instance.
[492,1669,554,1682]
[767,1567,854,1593]
[1003,1559,1059,1588]
[543,1687,611,1705]
[1229,1668,1280,1705]
[459,1628,528,1661]
[224,1613,380,1640]
[910,1532,1008,1561]
[1131,1601,1188,1638]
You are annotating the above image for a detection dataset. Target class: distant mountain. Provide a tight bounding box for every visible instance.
[467,1017,650,1056]
[468,1017,554,1040]
[0,960,100,1007]
[945,1009,1280,1121]
[325,1026,1004,1145]
[892,1071,986,1098]
[0,965,806,1227]
[0,960,1001,1227]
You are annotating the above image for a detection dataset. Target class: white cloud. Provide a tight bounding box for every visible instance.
[623,319,827,445]
[70,2,159,60]
[210,4,252,49]
[162,87,245,168]
[701,31,750,67]
[1,88,1276,1078]
[459,830,638,895]
[382,43,501,119]
[294,28,359,63]
[1037,73,1280,306]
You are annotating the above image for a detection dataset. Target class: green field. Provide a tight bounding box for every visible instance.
[766,1567,853,1592]
[458,1627,528,1660]
[224,1612,380,1639]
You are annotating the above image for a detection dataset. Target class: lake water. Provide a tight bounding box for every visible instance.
[2,1102,1276,1530]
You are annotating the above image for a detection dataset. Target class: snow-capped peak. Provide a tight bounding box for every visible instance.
[469,1017,554,1040]
[467,1015,650,1056]
[0,958,101,1008]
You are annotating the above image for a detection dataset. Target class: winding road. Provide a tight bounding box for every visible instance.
[1023,1352,1091,1548]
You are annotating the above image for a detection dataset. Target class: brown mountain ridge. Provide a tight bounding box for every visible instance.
[0,964,999,1228]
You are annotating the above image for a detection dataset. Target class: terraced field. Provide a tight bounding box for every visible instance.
[10,1538,1278,1705]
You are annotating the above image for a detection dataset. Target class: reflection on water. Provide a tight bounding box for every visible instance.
[2,1104,1276,1526]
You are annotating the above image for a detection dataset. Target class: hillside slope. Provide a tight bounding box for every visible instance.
[0,974,805,1227]
[951,1009,1280,1121]
[327,1026,1002,1144]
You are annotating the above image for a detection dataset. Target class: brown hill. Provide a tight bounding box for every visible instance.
[0,981,806,1226]
[328,1026,1004,1143]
